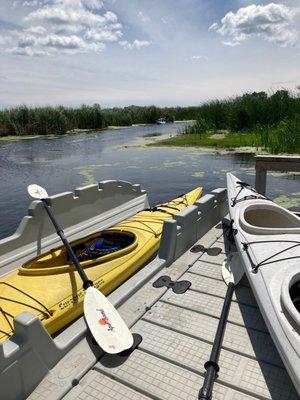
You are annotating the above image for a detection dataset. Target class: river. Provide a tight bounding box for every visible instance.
[0,122,299,239]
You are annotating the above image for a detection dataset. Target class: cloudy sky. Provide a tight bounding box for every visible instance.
[0,0,299,107]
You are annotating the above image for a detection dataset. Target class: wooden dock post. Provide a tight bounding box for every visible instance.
[255,155,300,195]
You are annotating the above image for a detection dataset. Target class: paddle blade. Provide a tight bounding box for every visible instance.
[84,286,134,354]
[222,252,244,286]
[28,184,48,199]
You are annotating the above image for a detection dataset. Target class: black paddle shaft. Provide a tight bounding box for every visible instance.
[198,282,235,400]
[42,199,93,290]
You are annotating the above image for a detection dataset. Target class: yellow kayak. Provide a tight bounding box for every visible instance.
[0,187,202,342]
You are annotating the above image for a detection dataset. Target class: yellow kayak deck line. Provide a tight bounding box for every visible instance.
[0,187,202,342]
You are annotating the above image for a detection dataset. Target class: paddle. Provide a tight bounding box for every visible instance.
[198,252,244,399]
[27,184,134,354]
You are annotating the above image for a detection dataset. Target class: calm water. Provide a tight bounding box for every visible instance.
[0,122,299,239]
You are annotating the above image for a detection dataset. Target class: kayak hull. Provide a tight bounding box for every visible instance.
[227,173,300,394]
[0,187,202,342]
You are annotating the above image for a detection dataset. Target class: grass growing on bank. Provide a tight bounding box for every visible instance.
[0,104,199,137]
[1,89,299,154]
[160,132,260,148]
[159,90,300,154]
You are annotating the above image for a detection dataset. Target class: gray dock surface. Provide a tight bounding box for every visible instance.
[31,221,298,400]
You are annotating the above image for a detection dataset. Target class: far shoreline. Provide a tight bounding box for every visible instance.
[0,120,193,141]
[0,123,296,157]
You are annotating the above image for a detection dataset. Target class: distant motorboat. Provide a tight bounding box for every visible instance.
[156,118,166,124]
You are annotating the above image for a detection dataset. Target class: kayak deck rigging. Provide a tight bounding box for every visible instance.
[242,239,300,272]
[230,180,267,207]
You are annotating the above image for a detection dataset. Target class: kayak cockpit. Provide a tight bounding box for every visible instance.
[281,268,300,330]
[290,281,300,313]
[72,231,136,261]
[19,230,137,275]
[239,202,300,235]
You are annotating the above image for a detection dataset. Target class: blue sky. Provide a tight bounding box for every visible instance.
[0,0,299,107]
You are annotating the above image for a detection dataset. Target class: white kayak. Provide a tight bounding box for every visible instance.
[227,173,300,395]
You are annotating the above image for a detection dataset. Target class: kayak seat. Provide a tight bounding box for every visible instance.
[73,231,135,262]
[239,202,300,235]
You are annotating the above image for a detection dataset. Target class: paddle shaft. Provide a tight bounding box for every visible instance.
[42,199,93,289]
[198,282,235,400]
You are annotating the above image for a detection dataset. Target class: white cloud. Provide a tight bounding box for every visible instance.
[104,11,118,23]
[4,0,123,56]
[209,22,218,31]
[0,34,15,46]
[7,46,50,56]
[191,55,208,60]
[221,41,239,47]
[22,0,40,6]
[26,5,113,26]
[18,34,36,47]
[84,28,122,42]
[210,3,299,47]
[82,0,103,10]
[18,0,49,7]
[25,25,47,34]
[39,34,86,49]
[17,32,106,53]
[119,39,152,50]
[137,11,150,23]
[52,24,82,34]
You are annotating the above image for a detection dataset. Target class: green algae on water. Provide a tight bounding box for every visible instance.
[274,195,300,209]
[191,171,205,178]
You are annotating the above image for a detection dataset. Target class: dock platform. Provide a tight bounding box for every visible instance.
[1,184,298,400]
[31,224,298,398]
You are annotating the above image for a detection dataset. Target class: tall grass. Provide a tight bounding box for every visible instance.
[0,104,199,137]
[1,89,299,154]
[258,115,300,153]
[184,90,300,154]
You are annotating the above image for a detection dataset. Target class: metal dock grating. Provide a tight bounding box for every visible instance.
[36,222,298,400]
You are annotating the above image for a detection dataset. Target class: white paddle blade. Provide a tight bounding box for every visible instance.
[84,286,133,354]
[222,252,244,286]
[28,184,48,199]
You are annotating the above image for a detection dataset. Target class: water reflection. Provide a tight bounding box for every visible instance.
[0,122,299,239]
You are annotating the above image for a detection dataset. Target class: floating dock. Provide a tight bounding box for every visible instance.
[0,184,298,399]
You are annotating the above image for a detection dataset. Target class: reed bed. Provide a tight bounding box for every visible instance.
[180,90,300,154]
[1,90,298,154]
[0,104,198,137]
